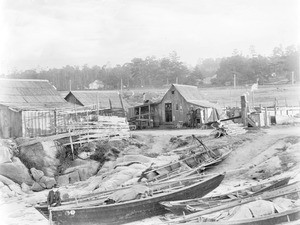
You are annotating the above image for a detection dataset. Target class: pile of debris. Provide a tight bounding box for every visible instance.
[211,121,247,138]
[223,122,247,136]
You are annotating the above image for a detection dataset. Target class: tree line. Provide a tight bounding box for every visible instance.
[2,45,299,91]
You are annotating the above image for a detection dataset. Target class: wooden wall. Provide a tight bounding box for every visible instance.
[0,105,22,138]
[158,86,191,125]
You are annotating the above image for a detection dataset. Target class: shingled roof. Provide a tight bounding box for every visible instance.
[171,84,220,109]
[65,90,129,109]
[0,78,69,110]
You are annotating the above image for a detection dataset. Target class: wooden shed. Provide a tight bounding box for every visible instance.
[64,90,129,117]
[0,78,72,138]
[129,84,223,128]
[157,84,222,127]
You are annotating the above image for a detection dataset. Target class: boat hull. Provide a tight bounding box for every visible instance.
[160,176,291,215]
[187,207,300,225]
[49,174,225,225]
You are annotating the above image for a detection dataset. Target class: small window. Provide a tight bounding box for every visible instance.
[176,103,179,110]
[171,90,175,94]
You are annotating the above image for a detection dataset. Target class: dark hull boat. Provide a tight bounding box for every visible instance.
[160,176,291,215]
[36,173,225,225]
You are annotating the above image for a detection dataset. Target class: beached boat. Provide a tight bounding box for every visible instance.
[142,136,232,182]
[160,176,291,215]
[166,181,300,225]
[180,207,300,225]
[36,173,225,225]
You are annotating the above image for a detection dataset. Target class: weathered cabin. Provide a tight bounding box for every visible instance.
[64,90,129,117]
[0,78,72,138]
[157,84,222,127]
[129,84,222,128]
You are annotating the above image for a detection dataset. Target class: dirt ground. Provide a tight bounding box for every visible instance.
[1,124,300,225]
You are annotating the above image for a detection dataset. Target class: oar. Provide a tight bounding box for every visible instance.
[192,135,217,158]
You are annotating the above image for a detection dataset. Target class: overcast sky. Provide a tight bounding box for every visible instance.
[0,0,299,74]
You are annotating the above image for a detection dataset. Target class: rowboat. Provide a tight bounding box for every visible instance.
[142,136,232,182]
[182,208,300,225]
[166,181,300,225]
[160,176,291,215]
[36,173,225,225]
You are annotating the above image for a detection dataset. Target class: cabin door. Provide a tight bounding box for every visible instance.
[165,103,172,122]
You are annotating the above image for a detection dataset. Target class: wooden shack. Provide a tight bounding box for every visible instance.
[129,84,222,129]
[127,100,160,129]
[0,78,72,138]
[64,91,129,117]
[157,84,222,127]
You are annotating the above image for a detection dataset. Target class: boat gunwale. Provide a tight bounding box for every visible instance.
[184,206,300,225]
[50,173,225,212]
[160,176,291,207]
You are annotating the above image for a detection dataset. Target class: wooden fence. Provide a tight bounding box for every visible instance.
[21,108,129,138]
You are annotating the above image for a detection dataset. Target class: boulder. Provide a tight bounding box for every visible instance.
[0,174,15,186]
[21,183,31,193]
[8,183,23,195]
[31,182,44,192]
[39,176,56,189]
[0,185,15,197]
[0,157,34,185]
[68,170,80,184]
[78,152,93,160]
[30,168,44,181]
[19,141,61,177]
[56,174,70,187]
[63,159,100,181]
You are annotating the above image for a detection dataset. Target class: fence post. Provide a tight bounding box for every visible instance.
[274,98,277,116]
[264,107,269,127]
[54,110,57,134]
[241,95,248,127]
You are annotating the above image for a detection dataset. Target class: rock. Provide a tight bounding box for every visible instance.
[57,174,70,187]
[19,141,61,177]
[78,151,93,160]
[0,181,4,188]
[0,174,15,186]
[0,142,12,163]
[77,168,89,181]
[30,168,44,181]
[68,170,80,184]
[1,185,15,197]
[63,159,100,181]
[31,182,45,192]
[8,183,23,195]
[39,176,56,189]
[21,183,31,193]
[0,157,34,185]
